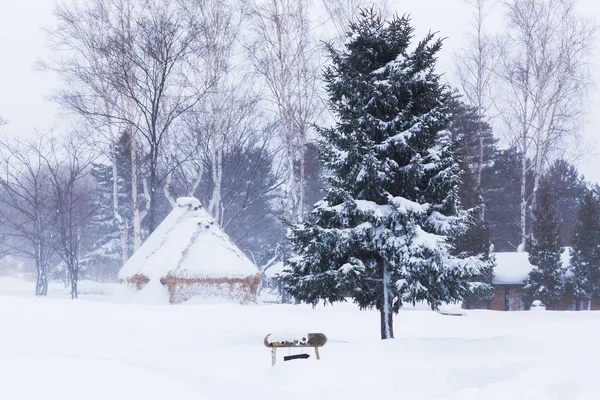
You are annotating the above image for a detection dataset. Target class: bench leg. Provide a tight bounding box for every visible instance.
[315,347,320,360]
[271,347,277,366]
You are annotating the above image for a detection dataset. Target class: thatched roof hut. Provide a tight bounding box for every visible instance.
[118,197,261,304]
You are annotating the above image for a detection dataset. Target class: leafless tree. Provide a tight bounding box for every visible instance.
[497,0,595,249]
[0,135,57,296]
[247,0,323,223]
[184,0,245,223]
[455,0,498,203]
[44,0,207,249]
[321,0,389,44]
[0,116,7,126]
[44,135,97,299]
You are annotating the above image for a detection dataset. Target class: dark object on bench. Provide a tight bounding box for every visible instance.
[264,333,327,366]
[284,353,310,361]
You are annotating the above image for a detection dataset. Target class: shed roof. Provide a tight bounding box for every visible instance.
[493,248,571,285]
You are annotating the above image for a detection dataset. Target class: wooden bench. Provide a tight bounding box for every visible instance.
[264,333,327,366]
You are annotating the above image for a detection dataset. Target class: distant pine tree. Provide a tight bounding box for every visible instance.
[80,162,128,282]
[454,218,495,309]
[447,94,496,308]
[570,187,600,310]
[543,159,586,246]
[482,148,531,251]
[282,9,480,339]
[447,93,496,210]
[523,180,565,308]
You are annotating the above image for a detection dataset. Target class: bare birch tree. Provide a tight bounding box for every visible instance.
[186,0,246,223]
[44,0,207,250]
[497,0,595,250]
[321,0,389,44]
[0,135,56,296]
[247,0,322,223]
[455,0,498,203]
[44,135,97,299]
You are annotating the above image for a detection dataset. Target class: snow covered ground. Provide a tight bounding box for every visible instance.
[1,277,599,400]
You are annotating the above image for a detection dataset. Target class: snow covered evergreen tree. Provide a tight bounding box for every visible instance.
[570,187,600,310]
[544,159,586,246]
[80,162,128,282]
[454,219,495,309]
[447,94,496,308]
[282,9,479,339]
[482,147,529,251]
[523,179,565,308]
[447,93,496,210]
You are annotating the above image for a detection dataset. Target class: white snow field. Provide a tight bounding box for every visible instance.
[1,278,600,400]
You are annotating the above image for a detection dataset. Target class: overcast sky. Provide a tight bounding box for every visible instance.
[1,0,599,181]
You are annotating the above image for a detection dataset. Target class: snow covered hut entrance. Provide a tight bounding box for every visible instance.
[118,197,261,304]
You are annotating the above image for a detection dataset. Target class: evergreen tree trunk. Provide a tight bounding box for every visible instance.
[380,259,394,339]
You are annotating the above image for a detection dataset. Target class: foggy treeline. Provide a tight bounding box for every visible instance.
[0,0,596,299]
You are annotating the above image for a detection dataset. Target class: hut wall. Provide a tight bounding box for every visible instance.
[161,274,261,304]
[489,285,525,311]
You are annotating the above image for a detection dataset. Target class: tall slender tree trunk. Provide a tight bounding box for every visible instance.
[112,161,129,264]
[208,147,223,222]
[70,267,78,300]
[380,259,394,339]
[35,238,49,296]
[131,129,142,251]
[529,108,547,234]
[286,136,298,222]
[299,145,306,222]
[475,3,485,204]
[35,261,44,296]
[519,150,528,251]
[37,263,48,296]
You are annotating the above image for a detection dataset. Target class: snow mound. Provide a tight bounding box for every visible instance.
[127,279,171,305]
[64,280,120,296]
[438,302,467,316]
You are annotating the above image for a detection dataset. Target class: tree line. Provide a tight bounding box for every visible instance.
[0,0,596,312]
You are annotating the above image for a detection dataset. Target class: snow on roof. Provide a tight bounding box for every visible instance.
[493,248,571,285]
[118,197,258,281]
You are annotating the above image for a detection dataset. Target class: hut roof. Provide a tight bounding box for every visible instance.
[493,248,571,285]
[118,197,258,281]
